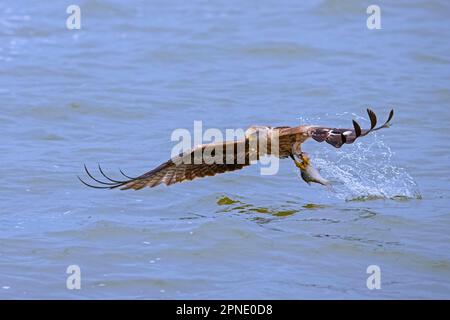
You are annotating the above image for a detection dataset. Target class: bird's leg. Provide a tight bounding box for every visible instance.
[290,153,309,170]
[290,142,309,170]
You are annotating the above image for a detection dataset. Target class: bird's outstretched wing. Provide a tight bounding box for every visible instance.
[78,140,252,190]
[307,109,394,148]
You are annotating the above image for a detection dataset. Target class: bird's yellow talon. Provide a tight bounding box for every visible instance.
[295,160,307,170]
[292,153,310,170]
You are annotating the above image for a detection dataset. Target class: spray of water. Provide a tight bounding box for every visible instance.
[309,136,421,201]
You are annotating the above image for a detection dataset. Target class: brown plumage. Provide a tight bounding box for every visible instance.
[78,109,394,190]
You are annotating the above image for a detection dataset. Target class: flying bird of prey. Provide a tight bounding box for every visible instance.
[79,109,394,190]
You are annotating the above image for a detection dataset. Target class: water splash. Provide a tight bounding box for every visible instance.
[310,136,421,201]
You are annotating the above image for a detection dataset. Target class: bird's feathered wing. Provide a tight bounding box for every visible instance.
[305,109,394,148]
[78,140,253,190]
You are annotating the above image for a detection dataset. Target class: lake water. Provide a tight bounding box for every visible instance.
[1,0,449,299]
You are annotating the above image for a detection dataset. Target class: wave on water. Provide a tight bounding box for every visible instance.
[309,137,421,202]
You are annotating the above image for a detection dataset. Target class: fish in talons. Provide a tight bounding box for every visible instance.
[291,153,330,186]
